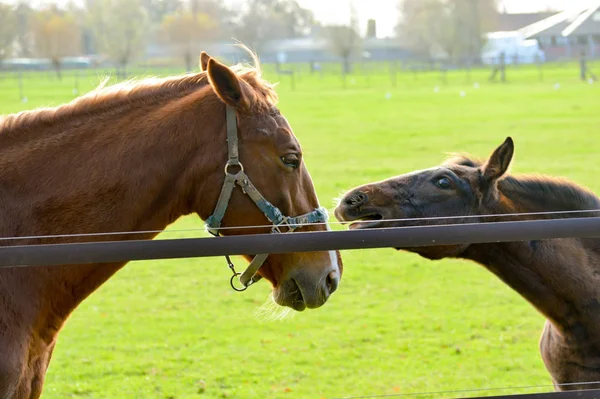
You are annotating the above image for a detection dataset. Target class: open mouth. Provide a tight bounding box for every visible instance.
[348,213,384,230]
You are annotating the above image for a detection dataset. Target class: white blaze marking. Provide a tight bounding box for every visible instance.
[324,218,341,274]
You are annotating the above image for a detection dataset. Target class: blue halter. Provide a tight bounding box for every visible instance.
[205,105,329,291]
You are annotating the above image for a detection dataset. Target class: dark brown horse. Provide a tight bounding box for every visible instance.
[335,137,600,391]
[0,50,342,399]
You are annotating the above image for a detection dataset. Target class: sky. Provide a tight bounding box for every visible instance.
[5,0,599,38]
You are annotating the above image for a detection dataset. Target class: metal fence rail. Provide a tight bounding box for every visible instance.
[3,218,600,397]
[2,216,600,267]
[456,389,600,399]
[336,386,600,398]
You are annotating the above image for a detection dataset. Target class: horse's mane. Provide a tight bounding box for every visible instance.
[0,46,278,136]
[445,154,600,210]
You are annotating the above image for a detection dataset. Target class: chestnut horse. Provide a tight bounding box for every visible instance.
[0,50,342,399]
[335,137,600,391]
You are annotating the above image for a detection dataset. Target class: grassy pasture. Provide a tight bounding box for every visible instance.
[0,61,599,398]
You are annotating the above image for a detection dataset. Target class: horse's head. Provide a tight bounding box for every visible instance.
[196,51,342,311]
[334,137,515,260]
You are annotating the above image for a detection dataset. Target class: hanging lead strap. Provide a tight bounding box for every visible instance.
[238,253,269,287]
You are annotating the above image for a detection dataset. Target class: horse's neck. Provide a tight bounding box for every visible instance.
[496,176,600,215]
[464,240,600,348]
[462,180,600,347]
[1,94,224,328]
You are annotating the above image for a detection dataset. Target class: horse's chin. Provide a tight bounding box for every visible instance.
[272,280,307,312]
[397,245,469,260]
[347,217,469,259]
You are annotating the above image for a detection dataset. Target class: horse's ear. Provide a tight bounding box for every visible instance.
[199,51,210,71]
[206,58,250,110]
[482,137,514,182]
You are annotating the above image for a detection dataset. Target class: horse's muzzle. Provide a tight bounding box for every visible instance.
[275,266,340,311]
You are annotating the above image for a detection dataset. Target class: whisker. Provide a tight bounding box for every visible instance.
[254,293,295,322]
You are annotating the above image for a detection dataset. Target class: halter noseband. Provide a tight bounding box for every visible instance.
[205,105,328,292]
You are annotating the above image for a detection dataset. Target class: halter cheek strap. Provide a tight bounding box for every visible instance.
[205,105,329,291]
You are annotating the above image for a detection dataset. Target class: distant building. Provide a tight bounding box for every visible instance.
[519,2,600,60]
[491,11,558,32]
[481,31,545,65]
[480,10,558,64]
[209,36,412,65]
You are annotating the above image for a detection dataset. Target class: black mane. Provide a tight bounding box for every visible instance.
[445,154,600,212]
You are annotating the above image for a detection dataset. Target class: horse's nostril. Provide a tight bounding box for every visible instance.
[345,191,368,209]
[325,270,340,295]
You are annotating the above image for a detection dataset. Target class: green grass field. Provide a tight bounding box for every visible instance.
[1,61,599,399]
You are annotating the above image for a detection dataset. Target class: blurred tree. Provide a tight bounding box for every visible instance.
[189,0,222,18]
[161,11,217,71]
[63,1,95,54]
[396,0,497,63]
[454,0,498,62]
[276,0,315,37]
[88,0,148,78]
[234,0,315,52]
[323,3,361,75]
[0,3,18,61]
[15,2,34,57]
[396,0,453,60]
[33,5,81,79]
[142,0,182,24]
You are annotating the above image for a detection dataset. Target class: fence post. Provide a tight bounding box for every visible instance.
[18,70,24,102]
[290,70,295,91]
[362,53,371,87]
[440,62,448,85]
[579,50,597,82]
[536,54,544,82]
[465,58,472,83]
[389,60,397,88]
[488,52,506,83]
[73,70,79,96]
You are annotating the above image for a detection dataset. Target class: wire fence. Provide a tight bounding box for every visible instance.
[1,214,600,266]
[334,381,600,398]
[3,213,600,397]
[2,55,600,399]
[0,57,596,103]
[334,386,600,399]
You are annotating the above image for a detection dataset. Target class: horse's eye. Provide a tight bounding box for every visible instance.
[435,177,452,189]
[281,153,300,169]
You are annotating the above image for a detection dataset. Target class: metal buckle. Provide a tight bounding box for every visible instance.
[271,217,296,234]
[224,161,244,175]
